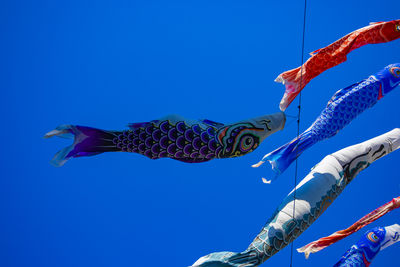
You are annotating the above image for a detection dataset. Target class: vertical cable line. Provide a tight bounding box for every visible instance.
[290,0,307,266]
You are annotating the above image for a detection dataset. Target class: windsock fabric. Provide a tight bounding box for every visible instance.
[333,224,400,267]
[45,112,285,166]
[254,64,400,181]
[192,129,400,267]
[298,197,400,259]
[276,20,400,111]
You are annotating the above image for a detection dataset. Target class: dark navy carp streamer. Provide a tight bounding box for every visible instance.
[253,63,400,180]
[334,224,400,267]
[45,112,285,166]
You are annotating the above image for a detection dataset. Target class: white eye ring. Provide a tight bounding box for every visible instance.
[396,25,400,31]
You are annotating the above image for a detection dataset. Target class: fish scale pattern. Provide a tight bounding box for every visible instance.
[334,227,386,267]
[310,76,380,143]
[255,64,400,178]
[193,130,400,267]
[334,247,366,266]
[112,120,222,163]
[276,19,400,111]
[45,112,285,166]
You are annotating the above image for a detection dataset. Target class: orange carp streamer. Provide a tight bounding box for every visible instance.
[297,196,400,259]
[277,19,400,111]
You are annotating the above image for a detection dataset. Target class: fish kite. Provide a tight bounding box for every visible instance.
[253,63,400,180]
[276,19,400,111]
[45,112,285,166]
[333,224,400,267]
[192,128,400,267]
[298,196,400,258]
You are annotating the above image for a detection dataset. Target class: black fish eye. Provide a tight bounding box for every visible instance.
[245,138,252,145]
[239,135,255,153]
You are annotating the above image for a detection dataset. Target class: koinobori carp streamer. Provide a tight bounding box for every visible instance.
[333,224,400,267]
[45,112,285,166]
[298,196,400,259]
[276,19,400,111]
[253,63,400,181]
[192,129,400,267]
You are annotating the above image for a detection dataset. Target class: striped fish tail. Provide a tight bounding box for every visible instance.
[44,125,120,166]
[253,130,314,180]
[275,66,303,111]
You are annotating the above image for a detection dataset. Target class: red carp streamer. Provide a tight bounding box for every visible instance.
[297,196,400,259]
[277,19,400,111]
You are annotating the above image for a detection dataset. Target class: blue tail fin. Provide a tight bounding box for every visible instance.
[252,130,315,180]
[44,125,120,167]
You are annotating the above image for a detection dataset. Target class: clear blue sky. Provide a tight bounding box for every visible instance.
[1,1,399,266]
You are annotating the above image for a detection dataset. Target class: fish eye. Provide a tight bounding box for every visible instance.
[390,67,400,78]
[239,135,255,152]
[367,232,379,243]
[396,24,400,31]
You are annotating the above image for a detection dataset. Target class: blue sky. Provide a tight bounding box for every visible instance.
[1,1,399,266]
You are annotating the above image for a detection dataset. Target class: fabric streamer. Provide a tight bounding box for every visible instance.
[276,19,400,111]
[297,197,400,259]
[253,63,400,181]
[333,224,400,267]
[45,112,285,166]
[191,129,400,267]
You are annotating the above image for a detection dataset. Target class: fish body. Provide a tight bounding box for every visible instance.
[254,64,400,178]
[277,19,400,111]
[192,129,400,267]
[334,224,400,267]
[298,197,400,258]
[309,76,379,142]
[45,112,285,166]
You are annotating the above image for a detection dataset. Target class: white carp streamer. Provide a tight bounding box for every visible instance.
[192,128,400,267]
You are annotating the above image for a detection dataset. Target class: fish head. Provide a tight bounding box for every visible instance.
[377,63,400,96]
[357,228,386,262]
[217,112,285,158]
[216,122,264,158]
[379,19,400,41]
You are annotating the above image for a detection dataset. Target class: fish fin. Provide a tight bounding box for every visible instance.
[327,81,362,106]
[369,21,384,25]
[310,48,323,56]
[199,119,225,129]
[127,121,156,129]
[157,114,188,124]
[45,125,119,166]
[128,114,189,129]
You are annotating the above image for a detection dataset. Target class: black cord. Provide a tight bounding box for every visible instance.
[289,0,307,266]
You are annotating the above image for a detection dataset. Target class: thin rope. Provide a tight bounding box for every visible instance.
[290,0,307,266]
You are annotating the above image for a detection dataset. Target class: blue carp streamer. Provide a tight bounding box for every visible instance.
[334,224,400,267]
[253,63,400,179]
[45,113,285,166]
[192,129,400,267]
